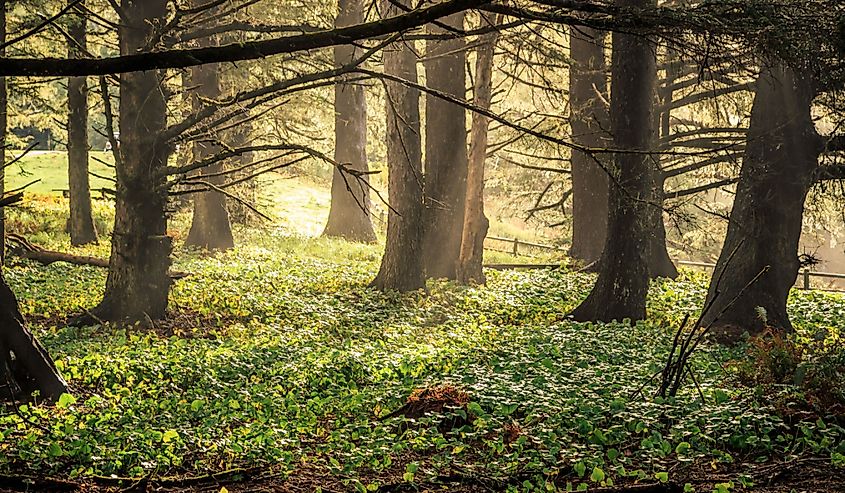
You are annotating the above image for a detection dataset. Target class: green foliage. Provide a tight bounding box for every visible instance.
[0,220,843,487]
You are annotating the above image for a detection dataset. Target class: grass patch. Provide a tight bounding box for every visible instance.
[6,151,116,197]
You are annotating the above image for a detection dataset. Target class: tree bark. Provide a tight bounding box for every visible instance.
[185,34,234,249]
[457,16,498,285]
[646,49,678,279]
[0,272,67,402]
[67,1,98,246]
[646,176,678,279]
[0,2,6,264]
[570,0,657,323]
[421,12,468,280]
[371,1,425,292]
[568,27,610,266]
[322,0,377,243]
[84,0,172,324]
[701,64,821,343]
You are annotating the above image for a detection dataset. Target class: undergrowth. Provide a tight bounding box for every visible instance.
[0,202,843,491]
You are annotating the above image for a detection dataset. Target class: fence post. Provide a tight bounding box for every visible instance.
[803,269,810,290]
[512,238,519,256]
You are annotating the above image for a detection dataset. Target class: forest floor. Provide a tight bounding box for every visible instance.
[0,158,843,491]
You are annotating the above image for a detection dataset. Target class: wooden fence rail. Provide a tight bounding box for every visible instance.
[483,235,845,291]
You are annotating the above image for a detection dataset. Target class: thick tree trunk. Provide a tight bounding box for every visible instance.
[185,2,234,251]
[0,272,67,402]
[371,2,425,292]
[67,1,98,246]
[701,64,820,343]
[85,0,172,323]
[568,27,610,266]
[322,0,376,243]
[570,0,657,323]
[421,12,468,280]
[457,16,498,285]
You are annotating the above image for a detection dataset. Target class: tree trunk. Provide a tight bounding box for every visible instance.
[185,2,234,251]
[0,2,6,264]
[322,0,376,243]
[701,64,820,343]
[646,177,678,278]
[421,12,468,280]
[85,0,172,324]
[568,27,610,266]
[646,49,678,279]
[570,0,657,323]
[67,1,98,246]
[0,272,67,402]
[457,16,498,285]
[371,1,425,292]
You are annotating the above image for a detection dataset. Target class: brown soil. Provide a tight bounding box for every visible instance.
[1,458,843,493]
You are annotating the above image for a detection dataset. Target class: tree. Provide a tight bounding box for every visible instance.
[0,0,66,406]
[66,0,98,246]
[371,1,425,292]
[645,52,683,279]
[322,0,376,243]
[457,15,498,285]
[568,27,610,266]
[701,63,821,342]
[185,3,235,252]
[421,12,468,280]
[85,0,172,323]
[646,177,678,279]
[570,0,657,323]
[0,270,68,402]
[0,1,6,263]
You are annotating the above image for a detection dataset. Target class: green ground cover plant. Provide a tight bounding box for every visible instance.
[0,209,843,491]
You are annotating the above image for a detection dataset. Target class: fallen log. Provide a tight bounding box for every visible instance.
[5,234,189,279]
